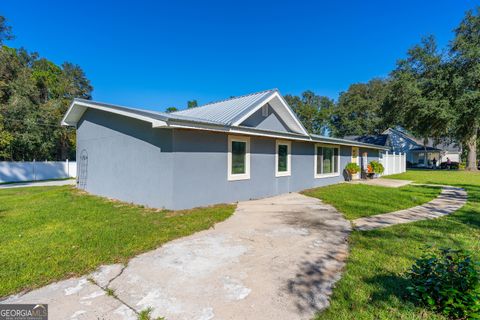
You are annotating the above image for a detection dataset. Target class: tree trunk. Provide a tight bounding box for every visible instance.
[466,127,478,171]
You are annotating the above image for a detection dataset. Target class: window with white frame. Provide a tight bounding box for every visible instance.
[314,144,340,178]
[227,135,250,181]
[275,140,291,177]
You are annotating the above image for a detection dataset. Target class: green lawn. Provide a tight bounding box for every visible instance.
[314,170,480,320]
[0,186,235,298]
[302,184,441,220]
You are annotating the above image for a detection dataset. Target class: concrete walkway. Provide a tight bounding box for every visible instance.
[3,193,351,320]
[353,185,468,231]
[350,178,412,188]
[0,179,75,189]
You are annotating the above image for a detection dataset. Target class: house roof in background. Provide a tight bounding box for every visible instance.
[61,91,388,150]
[383,128,461,153]
[410,146,442,152]
[343,135,389,146]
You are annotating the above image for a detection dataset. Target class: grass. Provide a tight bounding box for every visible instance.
[0,186,235,298]
[313,170,480,320]
[302,184,441,220]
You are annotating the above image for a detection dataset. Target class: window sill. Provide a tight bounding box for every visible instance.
[228,174,250,181]
[315,173,340,179]
[275,171,291,177]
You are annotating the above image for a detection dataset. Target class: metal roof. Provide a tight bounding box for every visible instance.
[62,92,388,151]
[172,89,276,125]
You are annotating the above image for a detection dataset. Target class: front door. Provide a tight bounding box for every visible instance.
[351,147,360,179]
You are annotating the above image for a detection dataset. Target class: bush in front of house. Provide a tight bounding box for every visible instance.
[406,247,480,319]
[440,161,460,170]
[369,160,384,174]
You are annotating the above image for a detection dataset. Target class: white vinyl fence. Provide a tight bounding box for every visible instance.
[380,151,406,176]
[0,160,76,183]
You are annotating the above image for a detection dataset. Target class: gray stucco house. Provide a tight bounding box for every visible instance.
[62,89,387,210]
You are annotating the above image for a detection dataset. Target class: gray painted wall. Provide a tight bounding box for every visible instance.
[240,104,291,132]
[77,109,380,210]
[171,129,379,209]
[77,109,175,209]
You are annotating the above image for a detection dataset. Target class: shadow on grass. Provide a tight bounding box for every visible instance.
[364,272,411,305]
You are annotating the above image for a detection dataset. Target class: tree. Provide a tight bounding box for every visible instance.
[165,107,178,113]
[384,36,453,149]
[331,78,390,137]
[284,91,334,135]
[0,16,14,45]
[0,15,92,161]
[187,100,198,109]
[384,7,480,170]
[0,114,13,159]
[450,7,480,170]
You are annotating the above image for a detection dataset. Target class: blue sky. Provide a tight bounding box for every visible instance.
[2,1,474,111]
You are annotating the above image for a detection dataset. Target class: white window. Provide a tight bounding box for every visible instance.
[275,140,291,177]
[261,104,268,117]
[227,135,250,181]
[314,144,340,178]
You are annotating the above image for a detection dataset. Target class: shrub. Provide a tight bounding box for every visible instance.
[369,160,384,174]
[440,161,460,170]
[406,247,480,319]
[345,162,360,174]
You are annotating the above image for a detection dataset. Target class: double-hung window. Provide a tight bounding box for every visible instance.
[227,135,250,181]
[314,144,340,178]
[275,140,291,177]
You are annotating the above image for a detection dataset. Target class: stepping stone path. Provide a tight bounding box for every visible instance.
[353,185,468,231]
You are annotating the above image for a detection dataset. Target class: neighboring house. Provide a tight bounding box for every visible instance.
[345,128,461,168]
[62,89,387,210]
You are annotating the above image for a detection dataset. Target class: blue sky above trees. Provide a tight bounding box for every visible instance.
[2,0,474,111]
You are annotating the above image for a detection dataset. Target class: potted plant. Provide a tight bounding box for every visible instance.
[344,162,360,181]
[369,160,384,178]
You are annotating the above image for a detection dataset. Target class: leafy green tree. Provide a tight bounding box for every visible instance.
[284,91,334,135]
[384,7,480,170]
[331,78,390,137]
[0,114,13,159]
[384,36,453,149]
[450,7,480,170]
[0,15,93,160]
[165,107,178,113]
[0,16,13,45]
[187,100,198,109]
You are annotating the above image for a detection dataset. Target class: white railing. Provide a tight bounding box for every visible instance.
[380,151,406,176]
[0,160,76,183]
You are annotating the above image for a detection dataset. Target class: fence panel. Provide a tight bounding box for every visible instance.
[0,161,77,183]
[379,152,406,176]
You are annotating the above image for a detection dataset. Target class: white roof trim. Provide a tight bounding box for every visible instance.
[61,98,387,150]
[61,100,168,128]
[231,91,308,136]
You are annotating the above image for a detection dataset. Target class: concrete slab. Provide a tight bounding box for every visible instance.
[353,186,467,231]
[2,192,351,320]
[350,178,412,188]
[0,179,75,189]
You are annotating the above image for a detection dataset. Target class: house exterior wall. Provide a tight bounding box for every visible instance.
[170,129,379,209]
[240,104,291,133]
[76,109,175,209]
[76,110,380,210]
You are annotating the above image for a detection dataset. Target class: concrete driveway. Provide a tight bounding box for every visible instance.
[3,192,351,320]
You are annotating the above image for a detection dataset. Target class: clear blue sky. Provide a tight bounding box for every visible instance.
[2,1,474,111]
